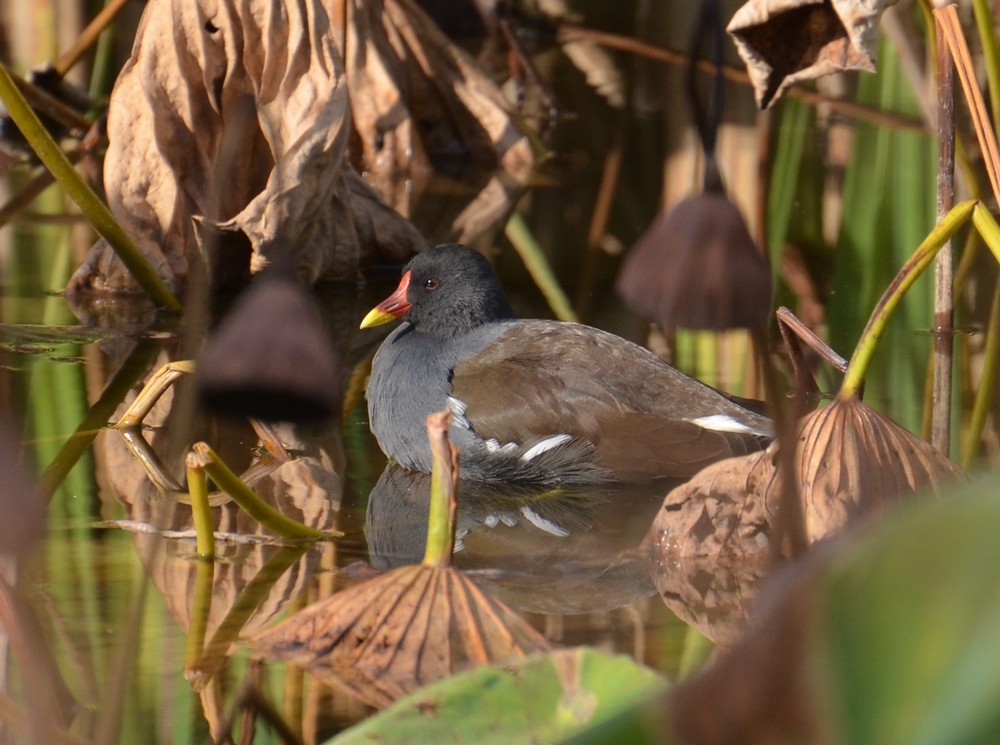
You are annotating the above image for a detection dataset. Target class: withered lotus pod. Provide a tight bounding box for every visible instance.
[614,192,772,331]
[749,396,962,543]
[197,276,343,423]
[251,561,551,708]
[251,409,550,708]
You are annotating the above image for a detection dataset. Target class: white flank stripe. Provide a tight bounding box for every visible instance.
[690,414,768,435]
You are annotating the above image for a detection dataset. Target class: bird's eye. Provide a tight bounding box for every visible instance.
[424,277,440,290]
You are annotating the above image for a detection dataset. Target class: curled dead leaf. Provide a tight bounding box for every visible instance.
[341,0,535,215]
[349,0,536,246]
[251,563,551,708]
[728,0,898,108]
[751,396,962,543]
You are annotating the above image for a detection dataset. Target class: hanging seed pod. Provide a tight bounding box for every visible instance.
[197,276,343,422]
[749,396,962,543]
[615,191,772,331]
[251,562,551,708]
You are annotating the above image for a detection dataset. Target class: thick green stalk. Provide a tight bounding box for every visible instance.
[840,200,976,399]
[423,411,457,568]
[185,456,216,559]
[0,62,181,311]
[190,546,307,686]
[191,443,327,540]
[505,212,579,322]
[183,557,215,674]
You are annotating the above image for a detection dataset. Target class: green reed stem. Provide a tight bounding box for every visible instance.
[505,212,579,322]
[962,283,1000,467]
[0,61,181,311]
[840,200,976,399]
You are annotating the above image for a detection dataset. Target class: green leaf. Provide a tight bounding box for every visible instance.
[766,98,813,270]
[327,649,670,745]
[817,476,1000,745]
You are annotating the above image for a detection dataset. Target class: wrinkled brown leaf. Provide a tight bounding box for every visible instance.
[340,0,535,241]
[728,0,898,109]
[615,192,772,331]
[751,396,962,543]
[252,563,551,708]
[67,0,424,297]
[644,453,771,647]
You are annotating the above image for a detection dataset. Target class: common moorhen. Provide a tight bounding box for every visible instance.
[360,244,772,484]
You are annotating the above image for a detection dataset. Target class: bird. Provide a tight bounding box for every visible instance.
[360,244,773,485]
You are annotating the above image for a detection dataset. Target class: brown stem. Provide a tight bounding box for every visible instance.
[53,0,133,78]
[933,16,956,456]
[557,23,926,131]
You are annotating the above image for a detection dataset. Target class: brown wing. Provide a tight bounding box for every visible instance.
[451,321,770,481]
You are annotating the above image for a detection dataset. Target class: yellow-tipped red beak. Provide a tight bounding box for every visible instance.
[359,270,413,329]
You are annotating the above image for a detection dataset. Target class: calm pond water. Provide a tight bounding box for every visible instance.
[1,259,726,742]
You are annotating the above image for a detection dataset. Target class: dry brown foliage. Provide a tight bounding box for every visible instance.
[68,0,534,297]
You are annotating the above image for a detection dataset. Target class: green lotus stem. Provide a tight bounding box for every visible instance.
[840,200,976,399]
[962,203,1000,466]
[0,61,181,312]
[115,360,195,428]
[505,212,579,322]
[423,411,457,568]
[186,455,216,559]
[190,443,326,540]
